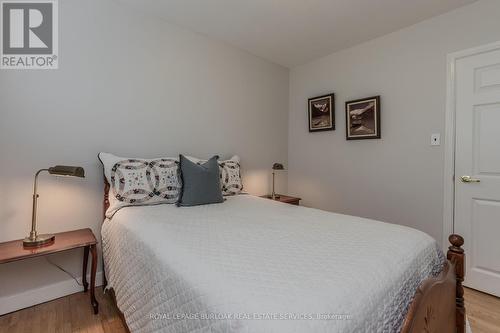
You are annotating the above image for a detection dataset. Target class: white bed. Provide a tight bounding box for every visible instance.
[102,195,444,333]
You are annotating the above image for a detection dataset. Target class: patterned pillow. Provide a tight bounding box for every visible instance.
[99,153,181,217]
[186,155,243,196]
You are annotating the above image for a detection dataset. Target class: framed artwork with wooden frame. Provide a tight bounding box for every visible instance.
[308,93,335,132]
[345,96,381,140]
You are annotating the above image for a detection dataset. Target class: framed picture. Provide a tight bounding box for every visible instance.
[308,93,335,132]
[345,96,381,140]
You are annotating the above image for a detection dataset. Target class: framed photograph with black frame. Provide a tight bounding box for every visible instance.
[345,96,381,140]
[308,93,335,132]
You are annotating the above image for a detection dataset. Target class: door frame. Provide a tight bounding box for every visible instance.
[443,40,500,249]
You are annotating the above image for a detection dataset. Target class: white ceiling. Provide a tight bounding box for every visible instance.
[118,0,477,68]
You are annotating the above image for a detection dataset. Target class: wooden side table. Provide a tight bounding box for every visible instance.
[261,194,301,205]
[0,228,99,314]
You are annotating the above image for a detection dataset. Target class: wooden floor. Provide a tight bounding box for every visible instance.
[465,287,500,333]
[0,287,499,332]
[0,288,127,333]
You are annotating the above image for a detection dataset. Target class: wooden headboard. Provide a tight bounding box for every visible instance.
[103,177,110,221]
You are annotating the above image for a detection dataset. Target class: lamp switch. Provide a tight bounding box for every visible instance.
[431,133,441,146]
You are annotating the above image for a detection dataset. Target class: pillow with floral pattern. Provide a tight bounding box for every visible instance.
[99,152,181,217]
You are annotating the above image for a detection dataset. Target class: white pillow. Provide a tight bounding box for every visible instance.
[186,155,243,196]
[99,152,181,217]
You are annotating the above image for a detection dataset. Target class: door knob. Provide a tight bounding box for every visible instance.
[461,175,480,183]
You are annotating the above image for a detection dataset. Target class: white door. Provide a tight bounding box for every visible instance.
[454,45,500,297]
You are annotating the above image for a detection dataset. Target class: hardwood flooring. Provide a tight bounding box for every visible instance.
[0,287,498,332]
[465,287,500,333]
[0,288,126,333]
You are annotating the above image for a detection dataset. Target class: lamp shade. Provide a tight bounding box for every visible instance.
[272,163,285,170]
[48,165,85,178]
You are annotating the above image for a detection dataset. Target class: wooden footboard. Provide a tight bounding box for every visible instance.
[401,234,466,333]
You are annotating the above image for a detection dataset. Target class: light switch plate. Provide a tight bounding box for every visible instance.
[431,133,441,146]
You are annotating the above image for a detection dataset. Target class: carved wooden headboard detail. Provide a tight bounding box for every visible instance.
[103,177,110,221]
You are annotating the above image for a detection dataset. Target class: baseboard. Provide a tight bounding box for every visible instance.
[0,271,103,315]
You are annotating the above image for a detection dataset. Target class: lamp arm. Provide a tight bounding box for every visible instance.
[30,169,48,240]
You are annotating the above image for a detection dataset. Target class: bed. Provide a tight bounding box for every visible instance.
[101,184,466,333]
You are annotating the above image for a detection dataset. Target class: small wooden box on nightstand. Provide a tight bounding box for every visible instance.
[260,194,301,205]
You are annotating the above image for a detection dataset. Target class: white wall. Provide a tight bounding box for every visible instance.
[288,0,500,244]
[0,0,288,314]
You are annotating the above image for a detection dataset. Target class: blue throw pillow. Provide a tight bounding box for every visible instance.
[177,155,224,206]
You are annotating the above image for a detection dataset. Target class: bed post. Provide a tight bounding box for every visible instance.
[103,178,110,218]
[447,234,465,333]
[102,178,110,289]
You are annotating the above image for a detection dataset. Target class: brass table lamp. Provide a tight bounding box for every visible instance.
[24,165,85,247]
[271,163,285,200]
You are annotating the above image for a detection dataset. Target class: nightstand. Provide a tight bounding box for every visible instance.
[0,228,99,314]
[261,194,301,205]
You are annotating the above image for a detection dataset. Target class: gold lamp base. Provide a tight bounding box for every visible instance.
[23,234,55,248]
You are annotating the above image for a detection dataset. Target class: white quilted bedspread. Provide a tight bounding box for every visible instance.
[102,195,443,333]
